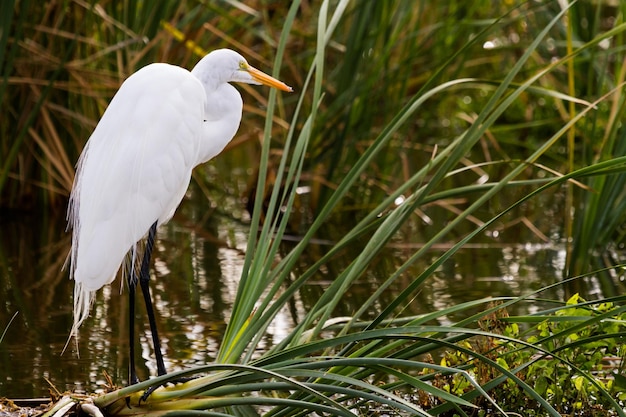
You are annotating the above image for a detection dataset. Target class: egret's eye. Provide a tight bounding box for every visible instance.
[238,61,247,70]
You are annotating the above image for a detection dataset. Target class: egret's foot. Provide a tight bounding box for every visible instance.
[138,384,160,404]
[139,376,197,403]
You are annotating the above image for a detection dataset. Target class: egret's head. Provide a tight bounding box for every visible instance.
[233,58,293,92]
[194,49,292,92]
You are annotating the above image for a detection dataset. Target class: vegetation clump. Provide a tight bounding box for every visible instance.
[427,296,626,415]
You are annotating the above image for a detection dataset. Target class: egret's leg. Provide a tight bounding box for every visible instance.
[138,221,167,376]
[128,254,140,386]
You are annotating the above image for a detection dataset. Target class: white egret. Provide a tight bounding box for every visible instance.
[66,48,292,384]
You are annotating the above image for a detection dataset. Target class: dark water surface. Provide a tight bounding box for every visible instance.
[0,166,619,399]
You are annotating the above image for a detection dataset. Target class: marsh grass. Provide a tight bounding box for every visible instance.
[4,0,626,415]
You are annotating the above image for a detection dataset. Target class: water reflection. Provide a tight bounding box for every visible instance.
[0,181,621,399]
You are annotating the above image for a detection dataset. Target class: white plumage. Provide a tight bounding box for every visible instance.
[67,49,291,338]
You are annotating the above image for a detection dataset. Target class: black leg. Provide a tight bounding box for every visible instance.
[128,253,139,386]
[139,221,167,376]
[134,221,196,402]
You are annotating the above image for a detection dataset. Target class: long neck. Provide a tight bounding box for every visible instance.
[195,82,243,165]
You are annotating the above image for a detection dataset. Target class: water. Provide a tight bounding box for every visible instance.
[0,164,617,399]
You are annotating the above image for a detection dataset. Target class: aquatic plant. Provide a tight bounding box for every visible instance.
[3,0,626,415]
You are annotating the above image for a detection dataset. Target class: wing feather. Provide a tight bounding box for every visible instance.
[68,63,205,334]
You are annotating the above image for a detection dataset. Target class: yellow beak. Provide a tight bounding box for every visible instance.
[247,65,293,92]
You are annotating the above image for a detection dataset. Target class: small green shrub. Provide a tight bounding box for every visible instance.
[429,295,626,415]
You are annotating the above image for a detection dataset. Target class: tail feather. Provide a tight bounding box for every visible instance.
[62,281,94,355]
[72,282,95,335]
